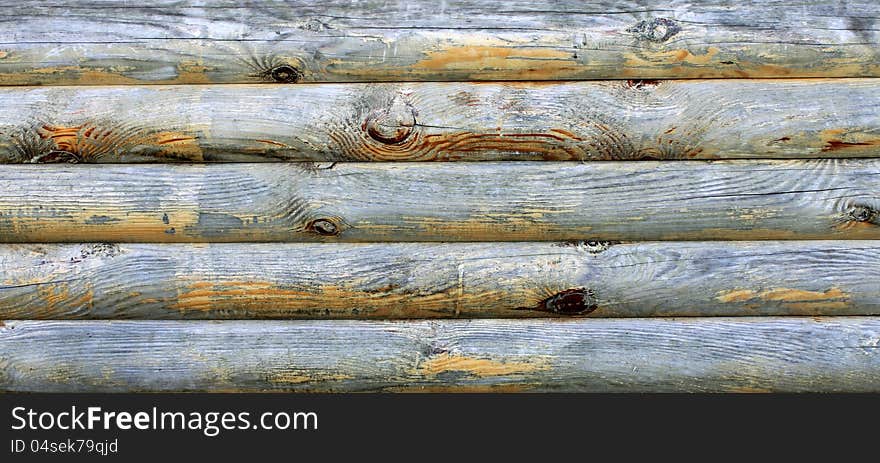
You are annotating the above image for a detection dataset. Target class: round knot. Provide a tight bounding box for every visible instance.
[307,218,339,236]
[627,18,681,43]
[363,103,417,145]
[269,65,302,83]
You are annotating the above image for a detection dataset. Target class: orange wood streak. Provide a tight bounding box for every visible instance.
[416,353,550,377]
[715,287,850,314]
[171,280,554,318]
[337,128,592,161]
[411,45,579,80]
[38,124,85,153]
[32,125,202,161]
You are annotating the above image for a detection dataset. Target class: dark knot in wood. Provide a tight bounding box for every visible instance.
[558,240,620,253]
[625,79,661,89]
[539,288,598,315]
[307,218,339,236]
[363,104,417,145]
[301,17,328,32]
[627,18,681,42]
[269,65,303,83]
[848,205,878,224]
[582,240,619,254]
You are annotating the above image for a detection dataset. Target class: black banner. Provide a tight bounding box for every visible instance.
[1,393,875,460]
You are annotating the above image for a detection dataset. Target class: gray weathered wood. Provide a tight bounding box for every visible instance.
[0,161,878,242]
[1,241,878,319]
[0,1,878,84]
[2,79,879,162]
[3,318,879,392]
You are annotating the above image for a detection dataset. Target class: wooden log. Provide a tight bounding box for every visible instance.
[0,161,878,242]
[2,79,880,162]
[3,318,879,392]
[0,1,878,85]
[2,241,879,319]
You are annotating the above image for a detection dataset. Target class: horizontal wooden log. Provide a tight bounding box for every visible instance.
[2,79,880,162]
[0,161,878,242]
[2,241,879,319]
[0,1,878,84]
[3,318,879,392]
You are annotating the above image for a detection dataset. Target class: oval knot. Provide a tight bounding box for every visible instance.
[269,65,303,83]
[307,218,339,236]
[363,101,417,145]
[540,288,598,315]
[627,18,681,42]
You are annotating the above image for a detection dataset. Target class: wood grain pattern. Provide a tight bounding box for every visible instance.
[3,318,879,392]
[2,79,879,162]
[0,160,878,242]
[1,241,878,319]
[0,1,878,85]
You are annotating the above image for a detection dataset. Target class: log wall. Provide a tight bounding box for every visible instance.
[2,1,879,392]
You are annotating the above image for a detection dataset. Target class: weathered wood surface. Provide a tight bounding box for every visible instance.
[2,241,878,319]
[3,79,880,162]
[3,318,879,392]
[1,1,878,85]
[0,161,877,242]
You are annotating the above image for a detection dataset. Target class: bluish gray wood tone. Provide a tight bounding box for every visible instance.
[2,79,879,162]
[2,318,879,392]
[0,1,878,85]
[0,160,877,242]
[1,241,877,319]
